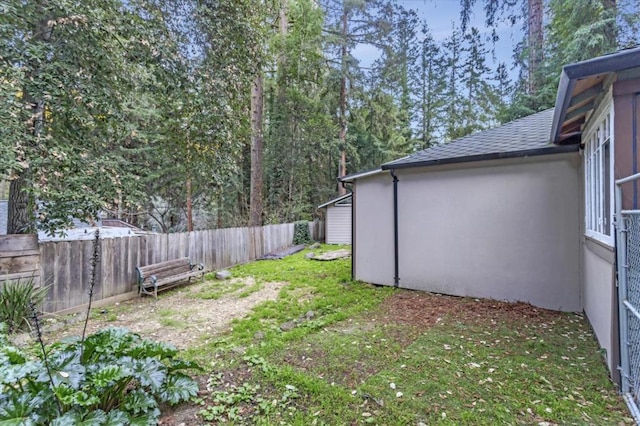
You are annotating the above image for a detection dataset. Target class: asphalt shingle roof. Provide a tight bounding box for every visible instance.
[382,109,575,169]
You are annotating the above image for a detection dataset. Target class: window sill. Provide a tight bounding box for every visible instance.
[584,231,614,247]
[584,234,615,263]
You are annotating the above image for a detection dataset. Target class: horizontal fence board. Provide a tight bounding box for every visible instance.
[34,221,324,313]
[0,271,41,283]
[0,234,41,288]
[0,249,40,258]
[0,253,39,274]
[0,234,38,251]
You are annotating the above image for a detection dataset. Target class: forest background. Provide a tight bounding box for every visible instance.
[1,0,639,235]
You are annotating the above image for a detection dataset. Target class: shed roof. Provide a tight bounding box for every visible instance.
[382,109,578,170]
[318,193,352,209]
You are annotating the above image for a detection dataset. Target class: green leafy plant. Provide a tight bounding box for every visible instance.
[293,221,311,245]
[198,378,297,423]
[0,325,200,425]
[0,278,49,333]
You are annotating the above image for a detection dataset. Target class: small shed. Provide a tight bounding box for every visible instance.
[318,194,352,244]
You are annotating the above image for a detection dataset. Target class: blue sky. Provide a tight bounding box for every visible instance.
[353,0,523,75]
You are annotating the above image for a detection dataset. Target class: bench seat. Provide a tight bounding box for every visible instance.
[136,257,204,298]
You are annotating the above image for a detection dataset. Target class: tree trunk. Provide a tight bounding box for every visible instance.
[338,7,348,195]
[7,174,32,234]
[279,0,288,35]
[528,0,543,94]
[249,73,264,227]
[8,4,51,234]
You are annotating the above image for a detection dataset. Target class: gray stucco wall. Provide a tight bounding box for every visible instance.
[582,241,616,375]
[354,153,582,312]
[354,173,394,284]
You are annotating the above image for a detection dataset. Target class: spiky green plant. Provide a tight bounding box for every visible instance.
[0,278,48,333]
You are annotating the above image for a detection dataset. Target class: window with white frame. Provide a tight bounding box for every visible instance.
[584,101,613,245]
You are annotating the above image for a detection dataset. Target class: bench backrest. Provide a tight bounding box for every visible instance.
[137,257,192,280]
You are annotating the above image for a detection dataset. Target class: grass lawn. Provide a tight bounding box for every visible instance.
[159,245,632,425]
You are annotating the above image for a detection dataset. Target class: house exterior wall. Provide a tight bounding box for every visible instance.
[353,173,394,284]
[582,76,640,382]
[326,204,352,244]
[353,153,581,312]
[613,77,640,208]
[582,240,617,377]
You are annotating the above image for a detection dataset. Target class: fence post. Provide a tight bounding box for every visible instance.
[616,181,631,394]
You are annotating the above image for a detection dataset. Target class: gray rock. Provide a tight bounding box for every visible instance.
[215,269,231,280]
[309,249,350,261]
[305,252,315,259]
[305,310,315,320]
[280,321,296,331]
[9,333,32,347]
[308,242,321,249]
[254,331,265,340]
[232,346,246,355]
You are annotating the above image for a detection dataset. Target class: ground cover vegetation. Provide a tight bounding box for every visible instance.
[26,247,632,424]
[173,249,631,424]
[2,0,639,234]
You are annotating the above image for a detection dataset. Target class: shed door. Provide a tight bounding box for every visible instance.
[326,205,352,244]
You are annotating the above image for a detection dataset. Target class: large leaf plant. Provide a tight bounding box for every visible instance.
[0,323,200,425]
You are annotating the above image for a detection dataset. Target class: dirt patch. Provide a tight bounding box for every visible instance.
[377,290,563,329]
[44,277,286,349]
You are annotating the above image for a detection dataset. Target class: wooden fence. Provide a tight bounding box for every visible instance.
[38,221,323,313]
[0,234,40,287]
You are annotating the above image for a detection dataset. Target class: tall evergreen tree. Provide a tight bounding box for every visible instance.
[459,27,496,135]
[321,0,394,190]
[381,6,419,148]
[442,25,467,141]
[264,0,337,222]
[411,22,446,150]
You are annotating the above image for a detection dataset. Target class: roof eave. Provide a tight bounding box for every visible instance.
[317,193,352,209]
[563,47,640,79]
[381,144,579,171]
[338,168,384,183]
[551,47,640,144]
[550,70,575,144]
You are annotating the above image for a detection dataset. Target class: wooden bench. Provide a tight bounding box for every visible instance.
[135,257,204,298]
